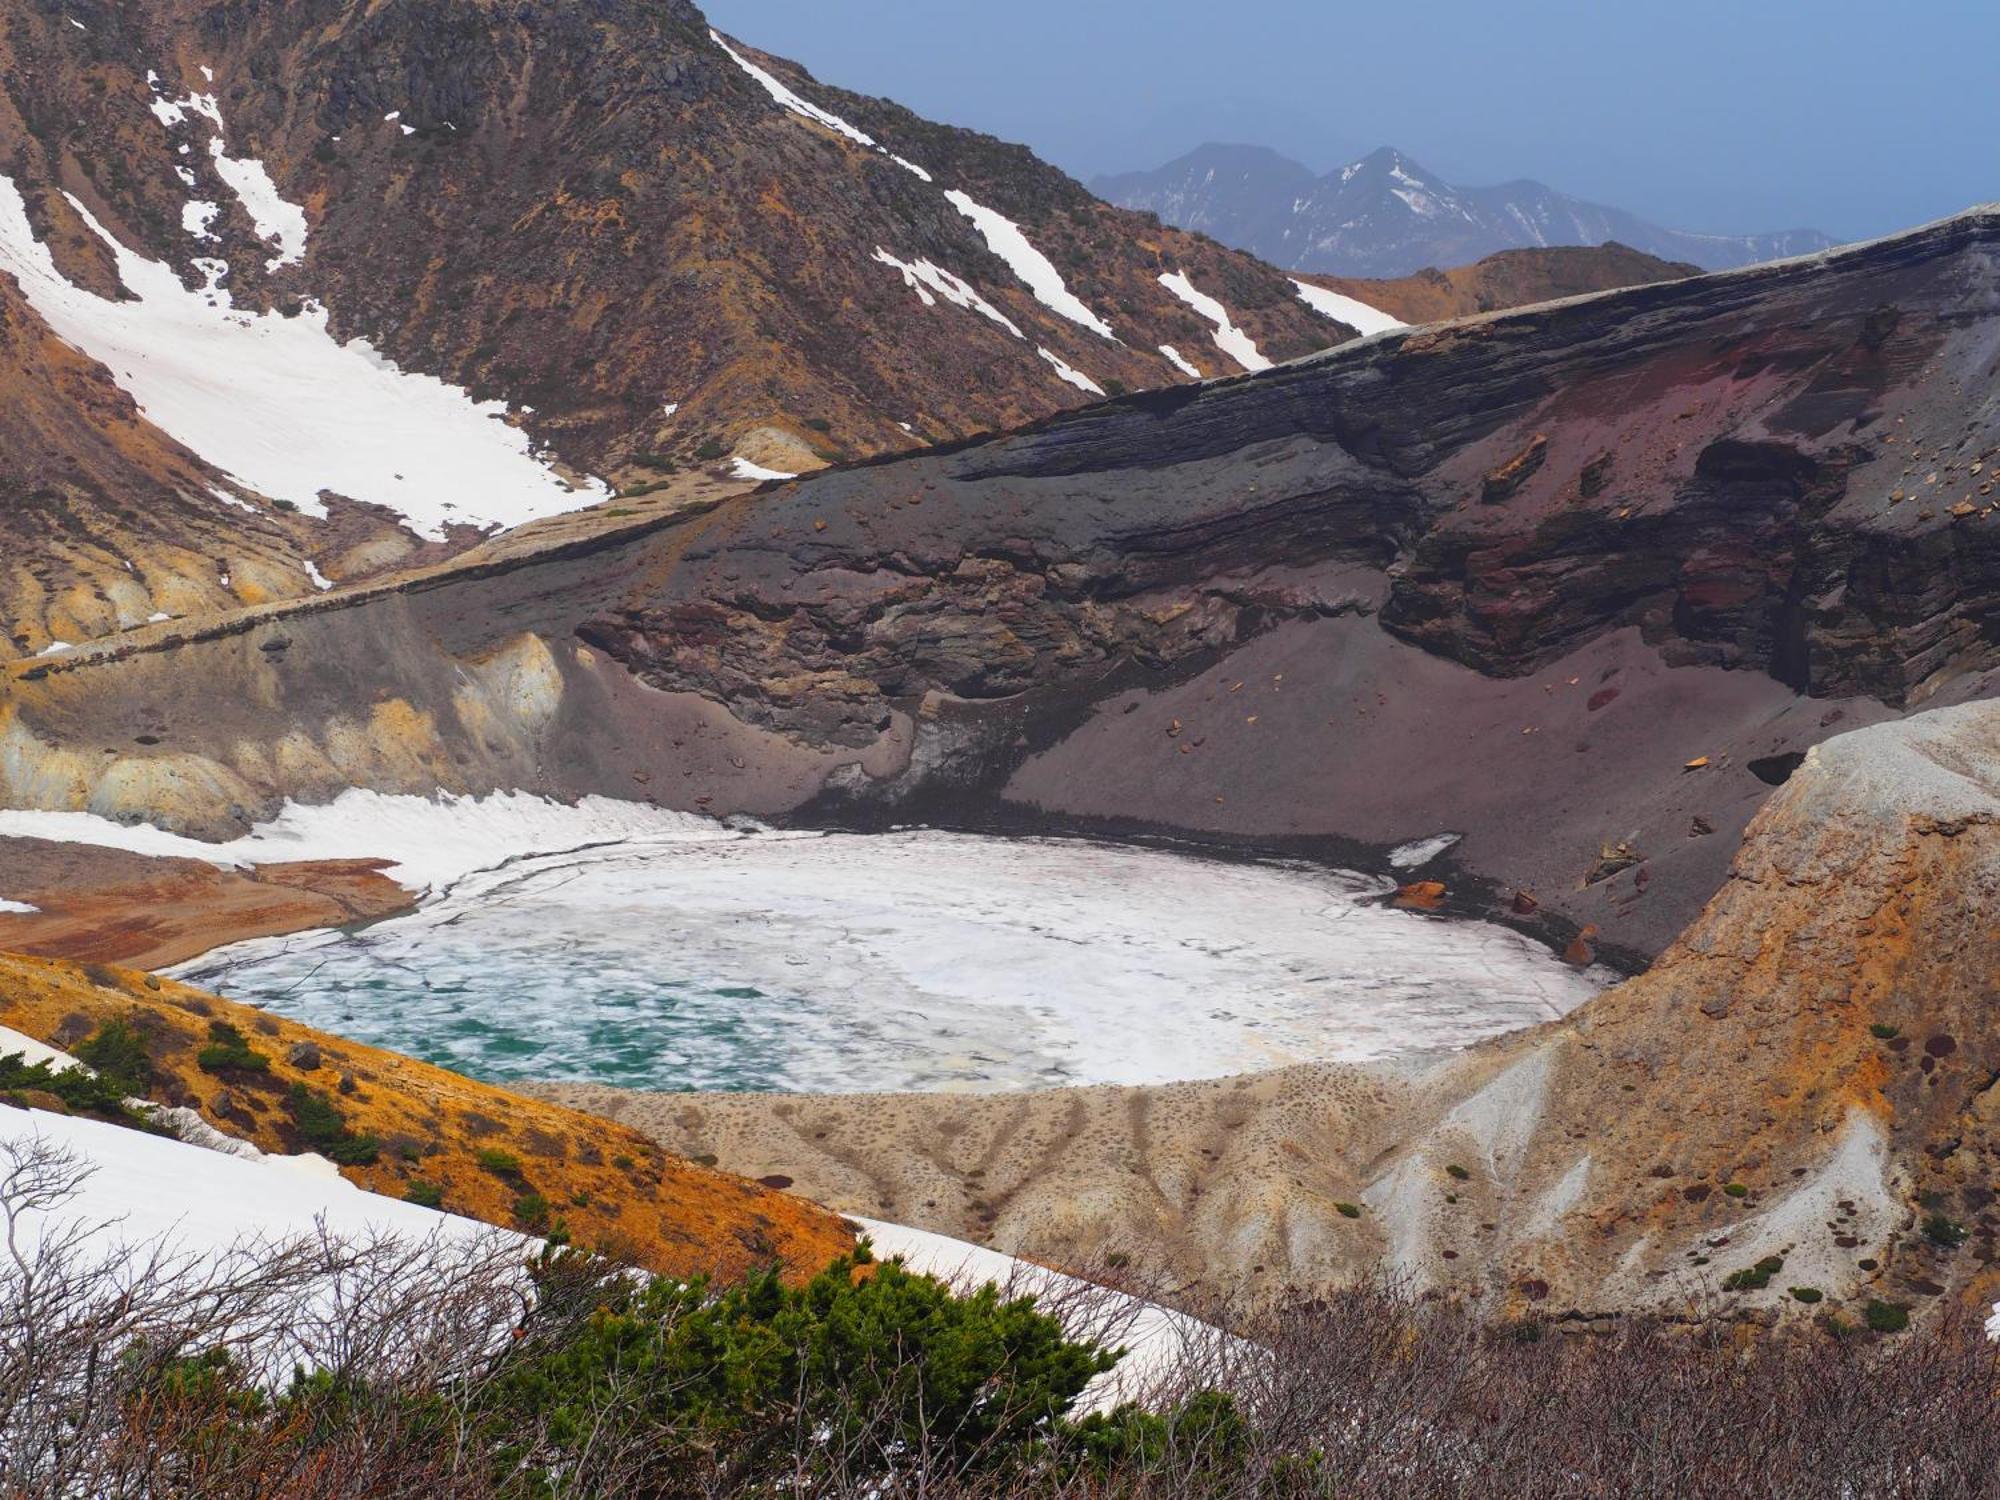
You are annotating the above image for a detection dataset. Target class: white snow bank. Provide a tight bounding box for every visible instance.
[729,456,798,483]
[0,1024,75,1069]
[1,1107,505,1270]
[1158,343,1202,379]
[855,1218,1220,1414]
[206,139,308,269]
[0,899,39,916]
[1038,347,1105,396]
[873,247,1024,338]
[946,191,1115,339]
[1292,279,1407,338]
[0,175,609,540]
[0,788,731,898]
[1158,270,1270,373]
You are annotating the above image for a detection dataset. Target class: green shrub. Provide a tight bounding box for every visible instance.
[1446,1164,1471,1181]
[1789,1287,1824,1304]
[480,1249,1119,1489]
[1723,1183,1750,1199]
[612,1153,636,1171]
[285,1083,379,1166]
[803,417,832,433]
[0,1048,146,1124]
[1723,1255,1785,1292]
[1334,1202,1363,1219]
[513,1192,551,1228]
[693,438,728,461]
[477,1147,523,1176]
[74,1017,153,1096]
[1924,1214,1969,1248]
[404,1180,444,1209]
[1870,1023,1901,1040]
[197,1021,269,1075]
[1865,1300,1910,1334]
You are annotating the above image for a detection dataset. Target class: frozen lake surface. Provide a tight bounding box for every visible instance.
[173,826,1609,1094]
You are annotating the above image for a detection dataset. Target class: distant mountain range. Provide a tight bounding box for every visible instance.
[1093,145,1838,278]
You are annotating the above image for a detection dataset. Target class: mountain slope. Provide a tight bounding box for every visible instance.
[4,208,1995,965]
[0,950,855,1279]
[1301,242,1699,325]
[0,0,1352,655]
[1096,144,1837,277]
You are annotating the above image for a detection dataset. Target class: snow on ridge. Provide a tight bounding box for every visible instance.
[0,899,39,916]
[1291,279,1407,338]
[1158,343,1202,379]
[0,175,609,541]
[729,456,799,483]
[873,247,1024,338]
[946,190,1116,340]
[1157,270,1269,373]
[709,28,933,182]
[1038,346,1105,396]
[710,28,876,148]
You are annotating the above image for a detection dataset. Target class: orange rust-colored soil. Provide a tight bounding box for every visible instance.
[0,951,854,1282]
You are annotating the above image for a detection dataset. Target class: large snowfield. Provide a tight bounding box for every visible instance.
[0,161,606,539]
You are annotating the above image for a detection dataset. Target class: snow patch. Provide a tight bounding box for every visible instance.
[729,456,798,483]
[1,1107,508,1271]
[1038,346,1105,396]
[1292,279,1407,338]
[945,191,1115,339]
[0,176,609,540]
[1157,343,1202,379]
[302,559,334,592]
[0,900,39,916]
[0,1025,66,1064]
[1157,270,1269,373]
[710,29,875,147]
[873,247,1023,338]
[206,138,309,268]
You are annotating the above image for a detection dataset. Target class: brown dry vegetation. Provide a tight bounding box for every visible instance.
[0,951,853,1280]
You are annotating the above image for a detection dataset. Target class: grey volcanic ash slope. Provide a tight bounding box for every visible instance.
[5,208,1999,962]
[0,0,1344,652]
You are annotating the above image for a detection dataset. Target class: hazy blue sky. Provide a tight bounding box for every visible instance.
[702,0,1995,241]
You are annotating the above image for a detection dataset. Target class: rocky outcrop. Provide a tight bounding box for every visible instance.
[544,701,2000,1325]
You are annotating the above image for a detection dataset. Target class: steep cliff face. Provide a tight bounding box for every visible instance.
[3,210,1997,958]
[547,701,2000,1326]
[0,0,1347,650]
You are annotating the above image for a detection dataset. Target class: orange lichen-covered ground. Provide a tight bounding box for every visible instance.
[0,951,854,1283]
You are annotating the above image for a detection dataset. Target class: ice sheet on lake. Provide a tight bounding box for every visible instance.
[173,828,1610,1096]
